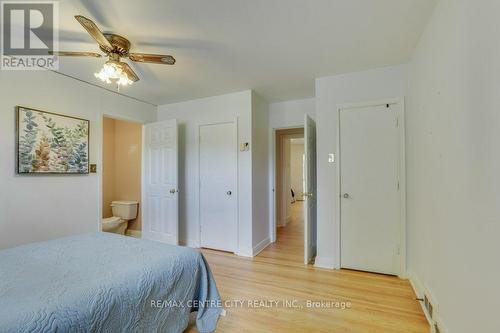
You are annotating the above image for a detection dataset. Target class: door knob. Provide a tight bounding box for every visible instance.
[170,188,177,194]
[226,191,232,196]
[343,193,350,199]
[305,192,313,198]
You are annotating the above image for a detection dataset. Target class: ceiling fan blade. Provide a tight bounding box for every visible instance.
[49,51,102,57]
[128,53,176,65]
[121,62,140,82]
[74,15,113,52]
[75,0,112,28]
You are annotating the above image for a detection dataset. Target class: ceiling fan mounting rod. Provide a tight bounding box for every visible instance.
[108,53,120,61]
[100,33,131,56]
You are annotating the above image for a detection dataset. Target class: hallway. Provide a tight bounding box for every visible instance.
[257,201,305,265]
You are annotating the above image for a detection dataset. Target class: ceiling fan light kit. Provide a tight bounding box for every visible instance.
[54,15,176,88]
[94,61,134,86]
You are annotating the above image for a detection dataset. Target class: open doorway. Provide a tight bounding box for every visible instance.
[276,128,305,229]
[268,115,317,265]
[272,127,305,264]
[101,116,143,238]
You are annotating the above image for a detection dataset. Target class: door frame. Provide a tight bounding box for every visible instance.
[99,113,146,234]
[336,97,406,277]
[271,127,304,243]
[195,118,239,252]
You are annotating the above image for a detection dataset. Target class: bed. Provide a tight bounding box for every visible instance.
[0,232,222,333]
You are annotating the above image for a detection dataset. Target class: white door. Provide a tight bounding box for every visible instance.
[142,119,178,245]
[340,103,402,275]
[199,122,237,252]
[304,115,317,264]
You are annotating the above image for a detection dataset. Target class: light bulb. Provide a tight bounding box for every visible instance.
[117,76,133,86]
[94,61,134,87]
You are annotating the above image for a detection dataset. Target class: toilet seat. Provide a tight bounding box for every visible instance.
[102,200,138,236]
[102,216,122,226]
[101,216,128,235]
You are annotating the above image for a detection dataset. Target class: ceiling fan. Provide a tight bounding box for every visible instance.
[51,15,176,86]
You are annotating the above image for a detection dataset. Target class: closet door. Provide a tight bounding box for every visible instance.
[199,122,237,252]
[340,103,403,275]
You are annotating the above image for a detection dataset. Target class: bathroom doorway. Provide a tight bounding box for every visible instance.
[102,116,143,237]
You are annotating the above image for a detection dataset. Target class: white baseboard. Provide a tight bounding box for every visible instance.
[183,239,200,248]
[125,229,142,238]
[236,247,253,257]
[252,237,271,256]
[435,320,449,333]
[408,270,448,333]
[314,256,336,269]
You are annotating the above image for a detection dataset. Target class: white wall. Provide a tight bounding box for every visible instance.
[407,1,500,332]
[269,98,315,129]
[314,64,408,268]
[251,92,270,250]
[0,70,156,250]
[157,91,254,255]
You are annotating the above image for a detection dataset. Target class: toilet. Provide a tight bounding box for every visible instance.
[101,201,139,235]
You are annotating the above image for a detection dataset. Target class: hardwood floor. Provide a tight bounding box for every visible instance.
[186,202,428,332]
[259,201,306,266]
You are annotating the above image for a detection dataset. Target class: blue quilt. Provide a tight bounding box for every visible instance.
[0,233,222,333]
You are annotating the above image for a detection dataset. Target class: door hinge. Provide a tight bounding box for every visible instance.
[397,181,400,190]
[396,117,399,128]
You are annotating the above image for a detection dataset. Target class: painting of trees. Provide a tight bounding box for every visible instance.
[17,107,89,174]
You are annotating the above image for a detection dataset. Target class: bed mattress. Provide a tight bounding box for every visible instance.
[0,232,221,333]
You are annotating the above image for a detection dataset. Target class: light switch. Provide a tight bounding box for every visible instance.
[240,142,250,152]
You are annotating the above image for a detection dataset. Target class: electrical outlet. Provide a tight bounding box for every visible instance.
[423,293,440,327]
[428,302,434,319]
[424,295,433,319]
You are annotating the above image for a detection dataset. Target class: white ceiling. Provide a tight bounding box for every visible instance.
[55,0,437,105]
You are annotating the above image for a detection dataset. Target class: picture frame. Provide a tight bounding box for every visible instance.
[16,106,90,174]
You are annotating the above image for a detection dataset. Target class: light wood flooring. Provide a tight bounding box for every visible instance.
[186,202,428,333]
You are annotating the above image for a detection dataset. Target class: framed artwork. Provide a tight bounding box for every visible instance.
[16,106,90,174]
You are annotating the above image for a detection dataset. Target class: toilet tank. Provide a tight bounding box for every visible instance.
[111,201,138,220]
